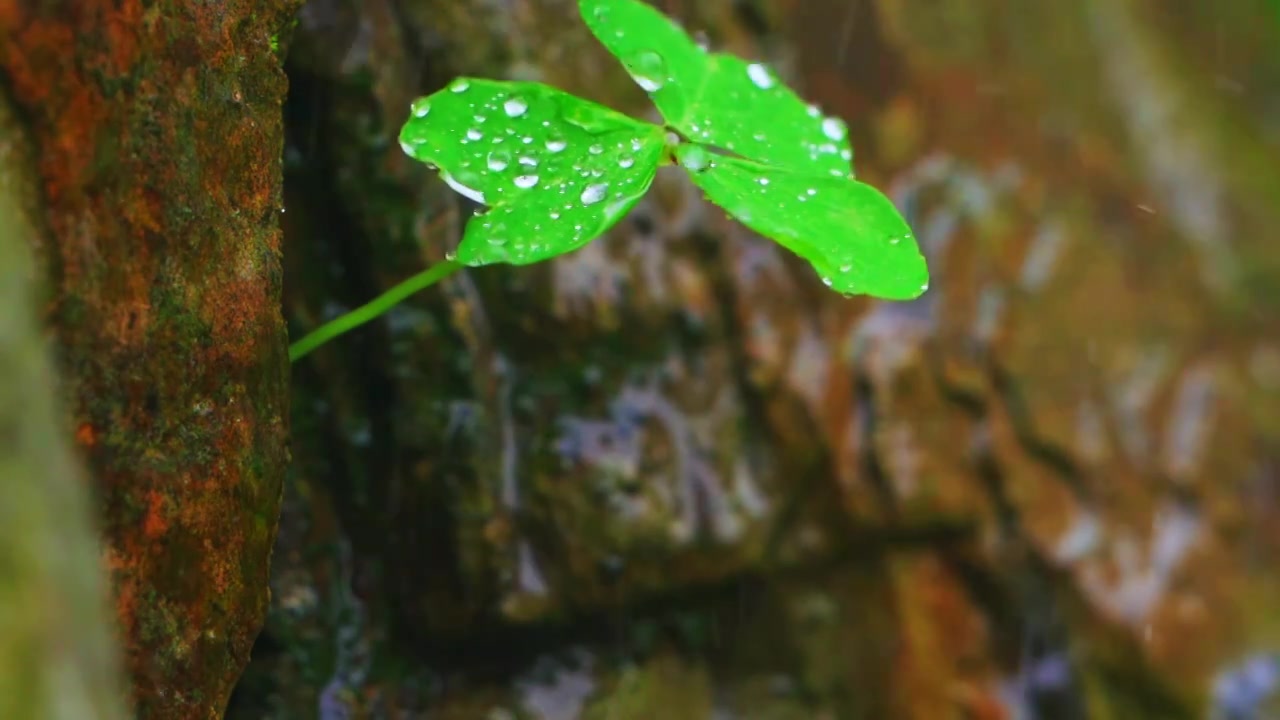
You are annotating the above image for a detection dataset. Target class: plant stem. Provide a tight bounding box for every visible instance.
[288,260,463,362]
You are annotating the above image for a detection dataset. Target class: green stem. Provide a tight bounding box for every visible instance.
[289,260,463,362]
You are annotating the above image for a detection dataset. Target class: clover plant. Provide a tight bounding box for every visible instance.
[289,0,928,361]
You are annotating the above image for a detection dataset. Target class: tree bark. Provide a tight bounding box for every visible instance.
[0,84,128,720]
[1,2,297,717]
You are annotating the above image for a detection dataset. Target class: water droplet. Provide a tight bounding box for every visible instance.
[822,277,834,287]
[486,151,511,171]
[589,143,604,155]
[446,250,457,260]
[890,236,901,245]
[398,140,416,156]
[441,172,486,204]
[466,129,483,141]
[839,263,852,273]
[757,177,770,186]
[519,156,538,168]
[681,145,712,172]
[451,80,470,93]
[806,188,817,196]
[822,117,846,141]
[619,156,635,169]
[628,50,667,92]
[921,282,930,292]
[806,104,821,118]
[550,211,561,219]
[411,98,431,118]
[581,183,608,205]
[746,63,775,90]
[521,136,534,144]
[547,137,568,153]
[504,97,529,117]
[515,175,539,189]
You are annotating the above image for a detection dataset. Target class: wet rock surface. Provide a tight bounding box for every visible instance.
[232,0,1280,717]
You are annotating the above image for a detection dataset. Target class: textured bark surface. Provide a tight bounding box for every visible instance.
[0,85,128,720]
[240,0,1280,717]
[0,2,297,717]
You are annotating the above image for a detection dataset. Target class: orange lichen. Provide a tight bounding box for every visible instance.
[75,422,98,448]
[1,2,294,717]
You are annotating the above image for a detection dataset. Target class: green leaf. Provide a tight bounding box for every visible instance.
[399,77,667,266]
[579,0,854,178]
[676,146,928,300]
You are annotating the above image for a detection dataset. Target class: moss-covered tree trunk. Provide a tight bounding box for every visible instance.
[0,85,128,720]
[1,2,298,717]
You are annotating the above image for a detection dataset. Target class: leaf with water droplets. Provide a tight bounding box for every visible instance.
[581,0,928,299]
[676,146,927,299]
[579,0,854,177]
[399,78,666,265]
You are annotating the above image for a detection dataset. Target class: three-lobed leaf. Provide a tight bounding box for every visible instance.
[399,78,666,266]
[396,0,928,300]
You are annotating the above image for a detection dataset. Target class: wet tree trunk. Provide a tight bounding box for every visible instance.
[0,86,128,720]
[1,2,299,717]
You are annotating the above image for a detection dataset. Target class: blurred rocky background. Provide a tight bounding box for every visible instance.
[233,0,1280,717]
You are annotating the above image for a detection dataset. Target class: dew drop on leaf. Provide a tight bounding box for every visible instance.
[466,129,483,141]
[440,171,485,204]
[487,151,511,171]
[628,50,667,92]
[681,145,712,172]
[411,98,431,118]
[519,156,538,168]
[821,117,846,141]
[581,183,609,205]
[504,97,529,117]
[515,174,540,189]
[451,80,470,93]
[619,156,635,169]
[746,63,775,90]
[589,143,604,155]
[546,137,568,153]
